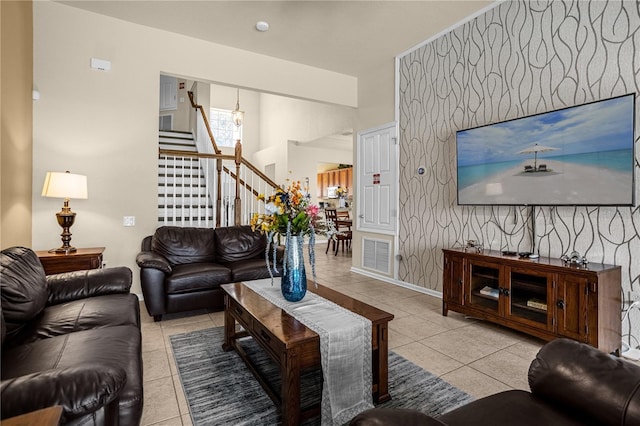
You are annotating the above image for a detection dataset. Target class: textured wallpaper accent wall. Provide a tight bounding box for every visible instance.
[398,0,639,340]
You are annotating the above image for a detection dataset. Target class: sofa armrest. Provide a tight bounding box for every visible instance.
[529,338,640,426]
[46,267,133,305]
[136,251,172,273]
[1,364,127,423]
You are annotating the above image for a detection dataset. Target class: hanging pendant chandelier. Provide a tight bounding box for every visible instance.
[232,88,244,127]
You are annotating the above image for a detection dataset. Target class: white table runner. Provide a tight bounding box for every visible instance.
[244,278,373,425]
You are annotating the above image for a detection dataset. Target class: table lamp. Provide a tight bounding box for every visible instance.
[41,171,88,253]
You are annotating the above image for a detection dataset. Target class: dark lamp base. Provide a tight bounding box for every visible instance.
[49,246,78,254]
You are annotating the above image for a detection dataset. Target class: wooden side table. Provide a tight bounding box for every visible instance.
[35,247,105,275]
[3,406,63,426]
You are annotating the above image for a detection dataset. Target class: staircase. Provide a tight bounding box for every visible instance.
[156,92,279,229]
[158,130,214,227]
[158,130,198,152]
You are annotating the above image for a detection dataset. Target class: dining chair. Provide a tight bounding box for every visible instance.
[324,208,352,255]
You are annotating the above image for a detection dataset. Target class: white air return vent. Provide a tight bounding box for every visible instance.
[362,238,390,274]
[159,114,173,131]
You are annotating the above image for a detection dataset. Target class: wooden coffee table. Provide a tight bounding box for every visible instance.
[221,281,394,426]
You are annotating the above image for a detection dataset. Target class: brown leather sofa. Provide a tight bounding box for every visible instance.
[351,338,640,426]
[0,246,143,426]
[136,225,282,321]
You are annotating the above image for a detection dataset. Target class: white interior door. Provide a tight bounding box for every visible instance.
[357,123,397,233]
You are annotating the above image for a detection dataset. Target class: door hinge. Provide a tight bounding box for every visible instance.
[392,137,398,145]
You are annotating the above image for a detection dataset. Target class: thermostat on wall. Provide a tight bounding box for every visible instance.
[90,58,111,71]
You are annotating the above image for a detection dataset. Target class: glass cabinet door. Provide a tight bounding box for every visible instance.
[467,261,501,315]
[506,268,552,330]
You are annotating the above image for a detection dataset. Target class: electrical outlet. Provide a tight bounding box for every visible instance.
[123,216,136,227]
[626,291,640,308]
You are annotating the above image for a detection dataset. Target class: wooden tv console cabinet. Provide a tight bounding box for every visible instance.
[442,248,621,354]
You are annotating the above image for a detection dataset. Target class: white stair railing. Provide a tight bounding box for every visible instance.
[158,150,276,227]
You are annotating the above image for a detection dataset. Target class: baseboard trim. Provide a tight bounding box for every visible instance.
[350,267,442,299]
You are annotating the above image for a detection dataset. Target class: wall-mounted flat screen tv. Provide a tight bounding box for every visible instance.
[456,93,636,206]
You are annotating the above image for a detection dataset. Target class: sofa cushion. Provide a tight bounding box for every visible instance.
[0,247,48,339]
[152,226,216,266]
[165,263,231,294]
[5,294,140,348]
[214,225,267,263]
[230,258,282,282]
[1,325,143,426]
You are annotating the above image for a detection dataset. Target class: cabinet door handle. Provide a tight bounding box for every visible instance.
[234,307,243,316]
[557,300,565,309]
[503,288,510,297]
[458,278,463,286]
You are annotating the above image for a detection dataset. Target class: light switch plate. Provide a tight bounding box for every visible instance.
[123,216,135,227]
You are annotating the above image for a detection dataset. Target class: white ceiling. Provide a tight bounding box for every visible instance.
[58,0,493,78]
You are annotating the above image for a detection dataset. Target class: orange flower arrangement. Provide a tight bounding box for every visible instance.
[251,180,320,237]
[251,180,321,284]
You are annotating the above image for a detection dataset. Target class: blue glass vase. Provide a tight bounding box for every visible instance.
[281,236,307,302]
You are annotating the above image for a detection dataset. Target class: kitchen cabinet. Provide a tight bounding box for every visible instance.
[317,167,352,198]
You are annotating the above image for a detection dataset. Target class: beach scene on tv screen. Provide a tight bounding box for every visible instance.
[457,94,635,206]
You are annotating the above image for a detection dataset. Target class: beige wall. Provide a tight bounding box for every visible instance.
[173,78,191,132]
[32,0,357,296]
[255,93,355,185]
[1,1,33,249]
[351,62,397,277]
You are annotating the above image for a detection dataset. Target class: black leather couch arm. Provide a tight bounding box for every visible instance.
[136,251,172,273]
[529,338,640,426]
[0,364,127,424]
[46,267,133,306]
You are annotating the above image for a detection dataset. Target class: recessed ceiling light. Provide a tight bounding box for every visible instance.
[256,21,269,32]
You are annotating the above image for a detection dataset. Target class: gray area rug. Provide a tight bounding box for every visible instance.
[170,327,473,425]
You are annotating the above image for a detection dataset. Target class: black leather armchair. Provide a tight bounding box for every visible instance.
[0,246,143,426]
[351,338,640,426]
[136,225,282,321]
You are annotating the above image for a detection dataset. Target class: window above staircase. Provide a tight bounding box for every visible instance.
[209,108,242,148]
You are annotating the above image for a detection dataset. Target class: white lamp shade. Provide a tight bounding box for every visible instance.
[42,172,88,199]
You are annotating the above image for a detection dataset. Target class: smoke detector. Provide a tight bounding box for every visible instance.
[256,21,269,32]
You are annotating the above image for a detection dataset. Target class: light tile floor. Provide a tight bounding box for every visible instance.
[139,245,546,426]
